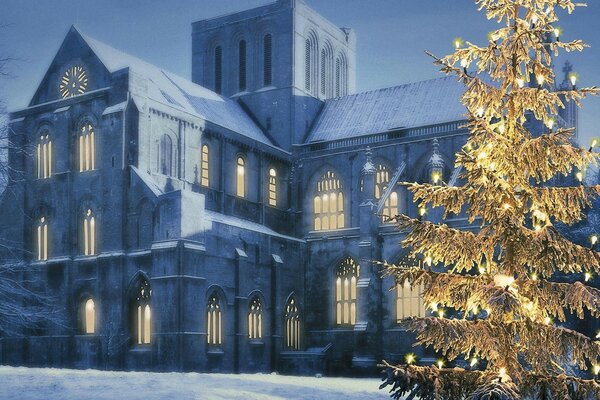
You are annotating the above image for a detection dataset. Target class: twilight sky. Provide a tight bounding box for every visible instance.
[1,0,599,144]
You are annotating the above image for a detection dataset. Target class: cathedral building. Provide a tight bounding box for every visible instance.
[0,0,577,374]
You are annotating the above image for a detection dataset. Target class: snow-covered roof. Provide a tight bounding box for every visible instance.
[76,28,274,148]
[306,76,467,143]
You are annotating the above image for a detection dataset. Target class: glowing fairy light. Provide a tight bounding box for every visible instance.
[516,77,525,88]
[437,359,445,369]
[569,72,578,87]
[547,118,555,130]
[594,364,600,375]
[585,272,592,282]
[454,37,464,49]
[470,358,479,367]
[406,353,416,365]
[536,74,545,86]
[591,235,598,246]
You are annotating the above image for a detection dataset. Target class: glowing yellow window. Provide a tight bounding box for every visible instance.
[248,297,263,339]
[79,122,95,172]
[82,209,96,256]
[396,280,425,321]
[236,157,246,198]
[84,298,95,334]
[36,216,48,261]
[284,297,301,350]
[201,144,209,187]
[134,279,152,345]
[268,168,277,206]
[375,164,397,222]
[314,171,345,231]
[37,132,52,179]
[207,294,222,345]
[335,257,359,325]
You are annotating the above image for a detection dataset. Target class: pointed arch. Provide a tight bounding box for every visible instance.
[284,294,301,350]
[313,169,345,230]
[128,271,152,345]
[334,257,360,326]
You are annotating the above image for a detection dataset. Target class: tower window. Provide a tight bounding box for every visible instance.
[84,298,95,334]
[201,144,209,187]
[79,121,95,172]
[207,294,223,346]
[239,40,247,92]
[236,156,246,198]
[397,280,425,320]
[159,134,173,176]
[263,34,272,86]
[320,49,326,95]
[214,46,222,94]
[82,208,96,256]
[335,257,359,326]
[36,216,48,261]
[248,296,263,339]
[37,131,52,179]
[314,170,345,231]
[305,39,312,92]
[284,297,301,350]
[268,168,277,206]
[132,278,152,345]
[335,58,341,97]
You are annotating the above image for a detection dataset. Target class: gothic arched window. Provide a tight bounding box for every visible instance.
[320,48,327,95]
[397,280,425,320]
[35,216,48,261]
[376,164,398,221]
[214,46,222,94]
[305,39,312,92]
[263,34,272,86]
[313,170,344,231]
[268,168,277,206]
[284,297,301,350]
[236,156,246,198]
[79,121,95,172]
[335,257,359,326]
[335,58,341,97]
[159,134,173,176]
[201,144,210,187]
[248,296,263,340]
[82,208,96,256]
[83,298,95,334]
[207,294,222,346]
[132,278,152,345]
[238,40,247,92]
[37,130,52,179]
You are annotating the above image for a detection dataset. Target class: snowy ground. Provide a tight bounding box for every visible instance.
[0,366,392,400]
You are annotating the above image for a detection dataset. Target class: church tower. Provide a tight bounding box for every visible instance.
[191,0,356,150]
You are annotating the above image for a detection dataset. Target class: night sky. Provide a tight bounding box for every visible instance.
[1,0,599,144]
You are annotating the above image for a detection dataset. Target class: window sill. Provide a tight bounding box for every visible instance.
[207,348,224,355]
[130,345,152,352]
[248,340,265,346]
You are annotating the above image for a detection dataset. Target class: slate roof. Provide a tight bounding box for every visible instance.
[76,28,273,148]
[306,76,467,143]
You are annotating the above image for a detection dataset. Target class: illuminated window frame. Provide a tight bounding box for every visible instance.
[79,121,95,172]
[396,280,425,321]
[36,216,48,261]
[201,144,209,187]
[84,298,96,334]
[268,168,277,206]
[284,297,301,350]
[133,279,152,345]
[375,164,398,222]
[37,131,52,179]
[236,156,246,198]
[313,170,345,231]
[207,294,223,346]
[335,257,359,326]
[82,208,96,256]
[248,296,263,340]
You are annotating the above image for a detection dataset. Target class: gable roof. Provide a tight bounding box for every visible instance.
[305,76,467,143]
[74,28,274,149]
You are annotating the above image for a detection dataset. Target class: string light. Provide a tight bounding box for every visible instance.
[536,74,545,86]
[569,72,578,87]
[516,77,525,88]
[547,118,555,130]
[594,365,600,375]
[553,26,562,40]
[591,235,598,246]
[544,317,552,325]
[406,353,416,365]
[425,256,433,266]
[430,303,439,312]
[498,368,507,382]
[470,358,479,367]
[432,172,441,184]
[531,273,538,281]
[438,309,445,318]
[461,58,469,68]
[476,107,484,118]
[589,137,599,151]
[576,170,584,182]
[418,206,427,217]
[437,359,445,369]
[498,123,505,135]
[585,272,592,282]
[531,14,538,26]
[454,37,464,49]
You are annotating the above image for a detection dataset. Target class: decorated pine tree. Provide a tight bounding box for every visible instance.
[380,1,600,399]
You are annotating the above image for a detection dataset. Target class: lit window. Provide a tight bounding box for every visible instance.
[37,131,52,179]
[376,164,398,222]
[236,156,246,198]
[36,216,48,261]
[133,278,151,345]
[79,122,95,172]
[314,171,345,230]
[396,280,425,320]
[335,257,359,326]
[248,296,262,340]
[84,298,95,334]
[207,294,222,346]
[239,40,247,92]
[201,144,209,187]
[82,208,96,256]
[268,168,277,206]
[214,46,222,94]
[263,34,272,86]
[284,297,301,350]
[159,134,173,176]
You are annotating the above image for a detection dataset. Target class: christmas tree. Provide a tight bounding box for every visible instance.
[380,1,600,399]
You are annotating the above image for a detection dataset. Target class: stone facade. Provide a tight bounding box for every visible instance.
[0,0,577,375]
